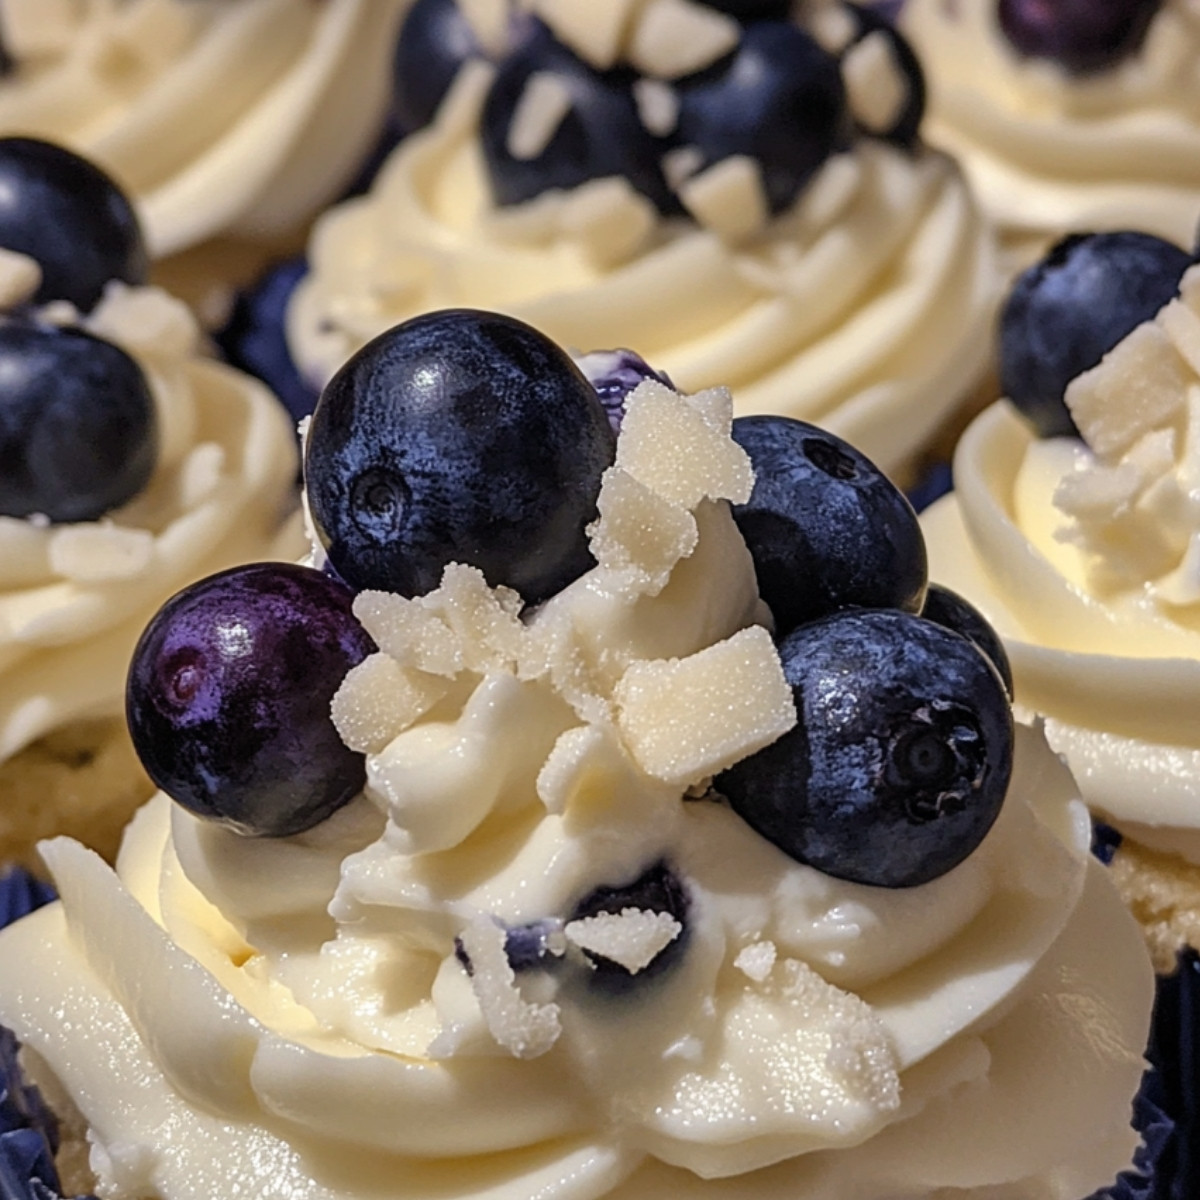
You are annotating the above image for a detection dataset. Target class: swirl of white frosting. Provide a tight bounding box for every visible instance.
[289,58,999,478]
[0,0,407,256]
[901,0,1200,255]
[0,277,303,763]
[0,377,1151,1199]
[922,264,1200,864]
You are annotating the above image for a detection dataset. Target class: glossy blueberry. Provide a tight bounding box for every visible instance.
[570,861,689,993]
[716,609,1013,888]
[921,583,1013,698]
[0,321,157,523]
[126,563,375,838]
[305,309,617,603]
[215,257,318,425]
[998,0,1162,75]
[573,347,673,433]
[730,415,927,640]
[675,21,850,215]
[840,2,926,146]
[481,24,679,215]
[1000,231,1191,439]
[0,138,147,311]
[392,0,483,133]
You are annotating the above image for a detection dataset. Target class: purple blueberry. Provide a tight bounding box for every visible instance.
[840,1,926,146]
[730,416,927,640]
[481,23,680,215]
[573,347,673,433]
[674,21,851,215]
[1000,231,1192,440]
[0,138,147,311]
[391,0,484,133]
[998,0,1163,75]
[921,583,1013,698]
[304,309,617,603]
[126,563,375,838]
[716,609,1013,888]
[0,320,157,523]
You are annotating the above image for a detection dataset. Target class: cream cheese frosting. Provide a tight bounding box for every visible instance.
[0,375,1151,1199]
[901,0,1200,258]
[0,268,303,765]
[289,40,1000,478]
[0,0,407,257]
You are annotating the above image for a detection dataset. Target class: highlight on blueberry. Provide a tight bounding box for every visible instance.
[730,415,927,640]
[126,562,376,838]
[0,137,147,311]
[716,608,1013,888]
[304,308,617,603]
[1000,230,1192,439]
[0,320,157,523]
[997,0,1162,75]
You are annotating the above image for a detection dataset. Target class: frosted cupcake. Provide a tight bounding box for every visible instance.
[0,138,303,870]
[921,228,1200,973]
[901,0,1200,267]
[0,310,1153,1198]
[286,0,1000,479]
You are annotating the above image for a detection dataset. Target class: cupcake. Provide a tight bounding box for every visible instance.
[283,0,1000,481]
[0,137,304,870]
[900,0,1200,268]
[0,310,1153,1197]
[921,228,1200,976]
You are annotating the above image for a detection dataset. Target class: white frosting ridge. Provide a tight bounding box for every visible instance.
[0,0,408,256]
[0,282,303,762]
[902,0,1200,252]
[289,61,1000,477]
[0,376,1151,1198]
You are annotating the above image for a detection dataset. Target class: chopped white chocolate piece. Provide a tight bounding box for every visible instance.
[1161,293,1200,377]
[809,2,858,54]
[458,917,561,1058]
[88,286,198,361]
[0,248,41,309]
[628,0,739,78]
[679,155,770,242]
[614,624,796,786]
[352,592,463,676]
[633,77,679,137]
[734,940,777,983]
[428,564,526,672]
[565,908,682,973]
[842,31,906,136]
[507,71,574,161]
[456,0,510,56]
[47,523,154,583]
[530,0,639,70]
[331,653,450,754]
[661,145,705,191]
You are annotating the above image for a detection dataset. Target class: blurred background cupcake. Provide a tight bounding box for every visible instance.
[226,0,1001,484]
[0,138,304,870]
[901,0,1200,270]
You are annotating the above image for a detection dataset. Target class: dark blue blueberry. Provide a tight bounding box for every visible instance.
[1090,820,1124,866]
[921,582,1013,697]
[573,347,673,433]
[214,257,318,425]
[691,0,791,19]
[481,24,680,215]
[716,609,1013,888]
[391,0,483,133]
[504,920,564,971]
[126,562,376,838]
[0,1029,56,1147]
[0,870,55,930]
[998,0,1163,75]
[840,1,926,146]
[730,416,927,641]
[674,21,851,215]
[0,321,157,523]
[304,309,617,603]
[905,459,953,513]
[0,138,147,311]
[0,1128,65,1200]
[570,861,689,994]
[1000,231,1192,440]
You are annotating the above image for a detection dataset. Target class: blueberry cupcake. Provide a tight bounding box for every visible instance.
[901,0,1200,268]
[0,137,303,870]
[0,310,1154,1197]
[277,0,1000,482]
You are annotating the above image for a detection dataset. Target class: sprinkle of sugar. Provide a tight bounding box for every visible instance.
[633,77,679,137]
[564,907,682,973]
[734,940,777,983]
[507,71,575,162]
[458,916,562,1058]
[456,0,510,56]
[841,31,907,135]
[528,0,640,70]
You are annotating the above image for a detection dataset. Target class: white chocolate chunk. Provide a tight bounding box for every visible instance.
[352,592,463,676]
[809,3,858,54]
[734,941,777,983]
[331,653,450,754]
[633,77,679,137]
[456,0,510,56]
[662,145,704,191]
[1161,293,1200,378]
[458,917,561,1059]
[628,0,739,78]
[47,523,154,583]
[530,0,639,69]
[679,155,770,243]
[842,31,906,135]
[614,624,796,786]
[0,248,40,309]
[507,71,574,161]
[565,908,682,973]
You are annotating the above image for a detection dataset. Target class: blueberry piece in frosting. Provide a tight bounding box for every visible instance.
[0,320,156,523]
[392,0,485,134]
[0,138,147,311]
[1000,230,1193,440]
[717,608,1013,888]
[997,0,1163,76]
[573,346,673,433]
